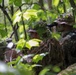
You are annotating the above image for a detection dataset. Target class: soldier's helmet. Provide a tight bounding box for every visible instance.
[54,14,75,26]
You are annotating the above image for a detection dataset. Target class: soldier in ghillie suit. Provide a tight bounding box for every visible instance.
[53,14,76,67]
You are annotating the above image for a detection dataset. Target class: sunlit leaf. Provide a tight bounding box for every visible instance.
[33,54,43,63]
[26,42,31,49]
[52,0,59,7]
[16,39,26,50]
[23,9,38,20]
[26,39,41,49]
[12,11,22,25]
[32,39,42,42]
[33,53,48,63]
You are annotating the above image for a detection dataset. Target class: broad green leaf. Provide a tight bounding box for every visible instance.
[26,39,40,49]
[0,0,2,3]
[26,42,31,49]
[19,26,24,33]
[12,11,22,25]
[23,9,38,20]
[33,54,43,63]
[52,0,59,7]
[31,39,42,42]
[19,25,29,33]
[14,0,22,6]
[16,39,26,50]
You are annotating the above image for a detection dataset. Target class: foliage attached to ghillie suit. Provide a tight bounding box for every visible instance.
[27,38,65,74]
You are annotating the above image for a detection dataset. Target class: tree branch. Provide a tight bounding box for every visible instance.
[0,5,19,41]
[0,5,13,25]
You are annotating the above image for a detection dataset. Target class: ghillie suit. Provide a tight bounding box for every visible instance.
[61,30,76,67]
[27,38,65,74]
[53,14,76,67]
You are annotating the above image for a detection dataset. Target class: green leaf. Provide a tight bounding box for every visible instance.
[33,53,48,63]
[39,68,50,75]
[14,0,22,6]
[23,9,38,20]
[33,54,43,63]
[12,10,21,25]
[0,0,2,3]
[16,39,26,50]
[26,39,40,49]
[52,0,59,7]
